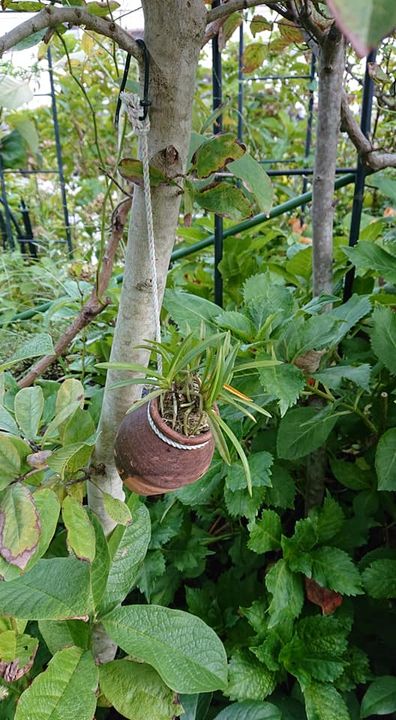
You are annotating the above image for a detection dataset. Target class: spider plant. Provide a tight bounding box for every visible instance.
[97,330,281,494]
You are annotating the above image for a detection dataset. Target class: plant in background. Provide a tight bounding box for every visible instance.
[99,330,277,495]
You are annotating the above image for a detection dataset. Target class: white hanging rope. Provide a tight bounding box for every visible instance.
[147,404,210,451]
[121,91,162,373]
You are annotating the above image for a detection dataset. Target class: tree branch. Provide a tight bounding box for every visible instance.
[0,6,142,60]
[206,0,277,24]
[17,198,131,389]
[341,91,396,170]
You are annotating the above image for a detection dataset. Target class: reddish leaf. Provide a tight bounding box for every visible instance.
[305,577,343,615]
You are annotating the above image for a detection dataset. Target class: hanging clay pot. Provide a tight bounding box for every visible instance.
[114,397,215,495]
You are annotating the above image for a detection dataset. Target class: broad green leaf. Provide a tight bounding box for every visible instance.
[375,428,396,491]
[362,559,396,598]
[102,493,132,526]
[0,484,40,569]
[89,510,111,609]
[100,498,151,612]
[13,28,46,50]
[0,333,54,372]
[100,659,183,720]
[280,616,348,683]
[102,604,228,693]
[195,183,252,221]
[242,42,266,73]
[265,559,304,627]
[228,154,273,215]
[14,646,98,720]
[310,546,363,596]
[0,629,38,676]
[277,406,337,460]
[215,310,255,341]
[313,364,371,391]
[62,496,96,563]
[0,434,21,484]
[15,118,39,154]
[302,680,350,720]
[86,0,120,15]
[163,290,219,334]
[0,557,91,619]
[213,701,281,720]
[41,401,81,443]
[47,442,93,479]
[251,14,272,36]
[343,242,396,284]
[38,619,90,655]
[56,378,85,414]
[25,489,60,571]
[192,133,245,178]
[371,306,396,374]
[179,693,213,720]
[326,0,396,56]
[367,173,396,203]
[243,272,294,330]
[330,458,372,491]
[361,676,396,717]
[259,363,305,416]
[248,510,281,554]
[226,650,276,701]
[266,464,296,509]
[62,408,95,445]
[118,158,172,187]
[0,405,18,436]
[14,387,44,439]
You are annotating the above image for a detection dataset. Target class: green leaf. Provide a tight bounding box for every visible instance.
[251,14,273,35]
[179,693,213,720]
[226,650,276,701]
[371,306,396,374]
[248,510,281,554]
[310,546,363,596]
[0,557,91,619]
[0,434,21,485]
[88,510,110,609]
[136,550,166,602]
[266,464,296,509]
[0,405,18,436]
[265,559,304,627]
[0,76,34,110]
[362,559,396,598]
[259,363,305,416]
[163,290,219,334]
[282,517,317,575]
[311,495,345,543]
[102,493,132,526]
[0,334,54,372]
[228,154,273,215]
[280,616,348,683]
[62,496,96,563]
[329,295,372,344]
[56,378,85,414]
[213,701,281,720]
[0,629,38,679]
[0,484,40,569]
[102,604,228,693]
[302,680,350,720]
[375,428,396,490]
[215,310,255,341]
[62,407,95,445]
[195,182,252,221]
[47,442,93,479]
[14,646,98,720]
[118,158,172,187]
[330,458,372,491]
[100,659,182,720]
[361,676,396,717]
[226,452,273,491]
[243,272,293,330]
[327,0,396,56]
[192,133,245,178]
[100,498,151,612]
[367,173,396,203]
[242,42,266,73]
[14,387,44,438]
[25,488,60,571]
[277,406,337,460]
[343,242,396,284]
[313,364,371,392]
[38,619,90,655]
[86,0,120,15]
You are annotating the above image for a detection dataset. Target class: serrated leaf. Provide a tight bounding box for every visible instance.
[102,493,132,526]
[248,510,281,554]
[215,310,255,341]
[343,241,396,283]
[100,498,151,612]
[361,676,396,718]
[327,0,396,57]
[118,158,172,187]
[313,364,371,391]
[302,680,350,720]
[102,604,228,693]
[277,406,337,460]
[192,133,245,178]
[135,550,166,602]
[224,485,266,520]
[282,517,318,574]
[0,557,91,619]
[14,646,98,720]
[228,154,273,215]
[100,659,182,720]
[226,452,273,491]
[259,363,305,416]
[280,616,348,683]
[310,546,363,596]
[362,559,396,598]
[62,496,96,563]
[226,650,276,701]
[0,333,54,372]
[14,387,44,439]
[311,495,345,543]
[371,306,396,374]
[376,429,396,491]
[265,559,304,627]
[0,484,40,569]
[195,182,252,221]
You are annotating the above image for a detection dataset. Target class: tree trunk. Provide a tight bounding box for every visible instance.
[312,25,345,297]
[89,0,207,534]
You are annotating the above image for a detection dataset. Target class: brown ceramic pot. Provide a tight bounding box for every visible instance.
[114,397,215,496]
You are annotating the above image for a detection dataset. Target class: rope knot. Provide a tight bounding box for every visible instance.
[120,91,150,134]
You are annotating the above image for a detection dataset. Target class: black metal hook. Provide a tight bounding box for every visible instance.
[136,39,151,121]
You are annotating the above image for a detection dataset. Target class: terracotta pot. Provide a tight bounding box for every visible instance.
[114,397,215,496]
